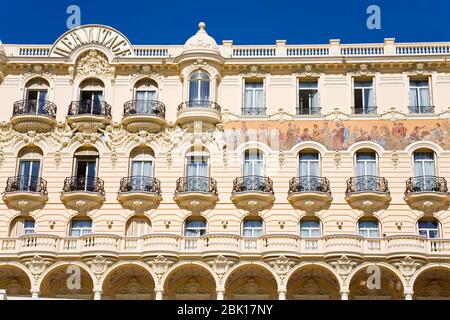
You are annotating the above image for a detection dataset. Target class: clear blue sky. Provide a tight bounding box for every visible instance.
[1,0,449,45]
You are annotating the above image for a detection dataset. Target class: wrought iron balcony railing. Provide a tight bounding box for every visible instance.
[13,100,57,118]
[242,107,267,115]
[175,176,218,194]
[63,176,105,195]
[408,105,435,114]
[119,176,161,194]
[177,100,221,112]
[68,100,112,117]
[289,176,331,195]
[232,176,274,195]
[123,100,166,118]
[297,106,322,115]
[405,176,449,195]
[352,106,378,115]
[346,176,390,196]
[5,176,48,194]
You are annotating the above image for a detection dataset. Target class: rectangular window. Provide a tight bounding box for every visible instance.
[409,80,432,113]
[298,81,319,115]
[243,81,264,115]
[70,220,92,237]
[243,220,263,237]
[354,80,375,114]
[300,220,321,238]
[184,220,206,237]
[358,221,379,238]
[27,90,48,114]
[23,220,36,235]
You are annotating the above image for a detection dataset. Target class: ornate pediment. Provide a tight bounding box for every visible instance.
[74,50,115,79]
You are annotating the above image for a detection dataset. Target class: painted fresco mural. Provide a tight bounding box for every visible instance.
[223,119,450,152]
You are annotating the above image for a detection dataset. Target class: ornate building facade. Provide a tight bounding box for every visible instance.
[0,23,449,300]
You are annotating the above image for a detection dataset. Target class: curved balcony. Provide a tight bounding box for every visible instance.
[404,176,450,213]
[11,100,57,133]
[174,176,219,213]
[345,176,391,213]
[67,100,112,132]
[60,176,105,213]
[117,176,162,212]
[288,176,332,213]
[3,176,48,213]
[231,176,275,213]
[16,234,60,258]
[122,100,166,133]
[176,100,222,129]
[408,105,435,114]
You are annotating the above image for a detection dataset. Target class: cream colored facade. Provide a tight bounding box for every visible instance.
[0,23,449,300]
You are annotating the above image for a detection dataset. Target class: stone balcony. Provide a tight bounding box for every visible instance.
[173,176,219,214]
[60,176,106,213]
[345,176,391,214]
[122,100,166,133]
[117,176,162,213]
[67,100,112,133]
[1,233,449,259]
[11,100,57,133]
[176,100,222,130]
[2,176,48,214]
[288,176,332,213]
[231,176,275,213]
[404,176,450,214]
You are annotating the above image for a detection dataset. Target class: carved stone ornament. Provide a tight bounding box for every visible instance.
[0,147,5,169]
[393,256,422,282]
[75,50,115,79]
[54,150,62,169]
[324,109,350,122]
[221,109,239,123]
[86,256,112,279]
[330,255,357,281]
[380,107,407,122]
[411,62,432,75]
[147,256,173,280]
[25,255,51,280]
[391,151,399,169]
[334,151,342,169]
[278,151,285,169]
[270,256,294,280]
[438,107,450,120]
[208,255,234,280]
[269,108,294,123]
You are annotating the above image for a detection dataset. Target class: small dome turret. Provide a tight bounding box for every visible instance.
[183,22,220,55]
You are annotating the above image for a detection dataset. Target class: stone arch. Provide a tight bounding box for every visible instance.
[405,140,445,157]
[0,262,33,297]
[347,263,406,300]
[289,141,328,156]
[100,261,157,300]
[411,264,450,300]
[285,263,341,300]
[38,261,96,299]
[162,261,218,300]
[347,141,386,156]
[235,141,272,157]
[10,138,51,156]
[223,262,280,300]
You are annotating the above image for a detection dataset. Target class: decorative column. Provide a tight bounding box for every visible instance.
[94,291,102,300]
[278,291,287,300]
[341,291,349,300]
[31,289,39,299]
[217,290,225,300]
[155,290,164,301]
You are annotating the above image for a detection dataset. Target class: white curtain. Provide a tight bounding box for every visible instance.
[126,218,151,237]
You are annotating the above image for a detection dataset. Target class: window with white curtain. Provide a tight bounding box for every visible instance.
[243,81,264,115]
[126,217,152,237]
[130,149,154,178]
[134,79,158,113]
[185,148,209,192]
[9,218,35,237]
[410,80,431,113]
[69,219,92,237]
[298,80,319,114]
[189,71,210,102]
[354,80,374,114]
[184,219,207,237]
[25,78,49,115]
[358,220,380,238]
[17,148,42,192]
[413,151,436,191]
[355,151,378,191]
[243,149,264,177]
[299,152,320,177]
[242,219,263,237]
[300,219,321,238]
[418,219,439,239]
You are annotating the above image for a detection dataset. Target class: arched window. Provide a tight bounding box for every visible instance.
[130,148,154,178]
[73,147,99,192]
[300,218,321,238]
[418,219,440,239]
[17,147,43,191]
[243,149,264,177]
[355,150,378,191]
[125,216,152,237]
[189,71,210,102]
[358,219,380,238]
[24,78,50,114]
[9,217,35,237]
[134,79,158,113]
[184,218,207,237]
[185,147,209,192]
[299,150,320,177]
[69,218,92,237]
[413,150,436,191]
[242,219,264,237]
[79,78,105,114]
